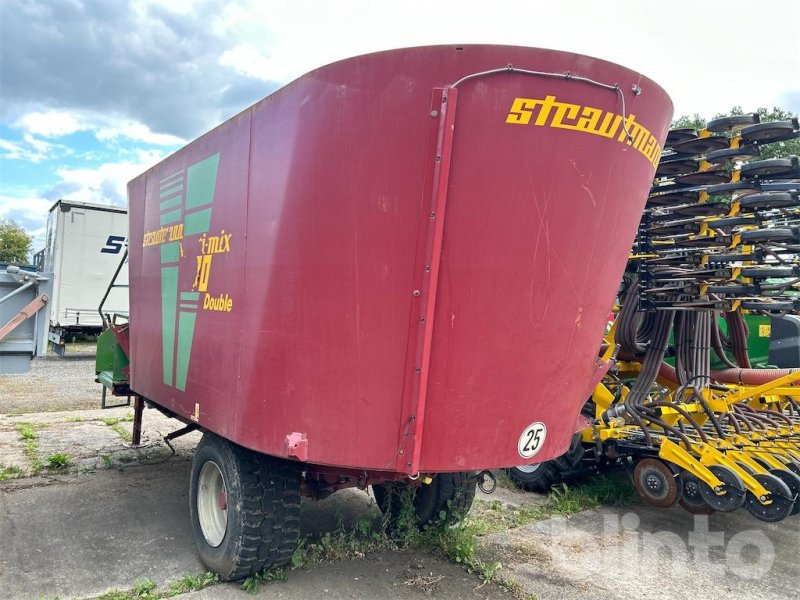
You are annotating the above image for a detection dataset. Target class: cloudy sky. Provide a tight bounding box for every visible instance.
[1,0,798,251]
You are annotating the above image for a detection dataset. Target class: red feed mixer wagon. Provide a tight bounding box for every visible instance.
[97,45,672,579]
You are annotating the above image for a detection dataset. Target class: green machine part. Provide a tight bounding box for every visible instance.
[95,328,130,390]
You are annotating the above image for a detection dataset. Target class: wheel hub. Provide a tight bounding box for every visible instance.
[198,461,228,547]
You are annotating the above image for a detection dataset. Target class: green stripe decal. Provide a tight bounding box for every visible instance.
[161,267,179,386]
[160,170,182,184]
[160,242,180,264]
[185,153,220,209]
[160,184,183,198]
[160,195,182,211]
[180,291,200,301]
[183,208,212,235]
[160,209,182,226]
[175,310,197,391]
[180,303,198,309]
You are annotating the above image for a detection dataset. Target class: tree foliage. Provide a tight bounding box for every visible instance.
[671,106,799,160]
[0,219,33,264]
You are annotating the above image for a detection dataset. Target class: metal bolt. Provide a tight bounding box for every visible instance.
[430,211,436,219]
[406,462,412,467]
[414,367,421,373]
[419,315,425,322]
[760,495,767,502]
[431,110,438,117]
[398,449,404,455]
[631,84,642,96]
[435,155,441,162]
[412,289,421,296]
[424,265,431,272]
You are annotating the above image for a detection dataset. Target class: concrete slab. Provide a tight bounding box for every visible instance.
[0,461,505,600]
[481,503,800,600]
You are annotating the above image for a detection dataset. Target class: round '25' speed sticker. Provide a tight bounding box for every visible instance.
[518,422,547,459]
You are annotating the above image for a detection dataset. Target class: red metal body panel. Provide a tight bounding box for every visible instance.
[128,45,672,474]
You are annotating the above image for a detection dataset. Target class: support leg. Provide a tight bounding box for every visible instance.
[132,396,144,446]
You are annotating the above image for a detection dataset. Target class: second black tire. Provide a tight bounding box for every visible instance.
[372,472,476,529]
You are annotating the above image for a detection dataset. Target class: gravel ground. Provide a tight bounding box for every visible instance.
[0,343,102,414]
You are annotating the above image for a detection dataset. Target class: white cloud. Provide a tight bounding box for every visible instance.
[16,110,84,137]
[0,135,64,163]
[12,109,186,146]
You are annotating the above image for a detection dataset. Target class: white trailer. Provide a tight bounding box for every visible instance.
[38,199,128,354]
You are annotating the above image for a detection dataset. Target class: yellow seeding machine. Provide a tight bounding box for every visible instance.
[511,113,800,522]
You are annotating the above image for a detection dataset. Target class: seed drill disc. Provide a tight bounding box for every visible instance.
[744,473,794,523]
[768,469,800,516]
[633,458,681,508]
[678,473,714,515]
[671,135,730,155]
[698,465,746,512]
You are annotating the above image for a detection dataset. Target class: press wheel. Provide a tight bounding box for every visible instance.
[768,469,800,516]
[743,473,794,523]
[698,465,746,512]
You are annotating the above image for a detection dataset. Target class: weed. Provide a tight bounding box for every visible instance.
[132,578,157,599]
[22,439,41,474]
[110,424,132,442]
[16,423,37,440]
[241,566,288,593]
[65,417,85,423]
[0,464,23,481]
[102,414,134,427]
[167,572,217,596]
[100,454,113,467]
[46,453,71,469]
[95,590,129,600]
[572,473,637,507]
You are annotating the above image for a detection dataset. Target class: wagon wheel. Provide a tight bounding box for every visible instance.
[697,465,746,512]
[743,472,794,522]
[506,461,561,493]
[189,433,301,580]
[678,473,714,515]
[632,458,681,508]
[372,472,476,530]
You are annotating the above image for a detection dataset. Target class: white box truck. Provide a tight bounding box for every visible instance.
[36,199,128,354]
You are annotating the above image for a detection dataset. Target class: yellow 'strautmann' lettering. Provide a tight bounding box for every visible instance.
[506,95,662,168]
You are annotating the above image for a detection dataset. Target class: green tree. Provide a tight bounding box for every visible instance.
[0,219,33,264]
[672,106,799,160]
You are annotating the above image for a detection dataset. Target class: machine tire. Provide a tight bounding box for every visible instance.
[372,472,476,529]
[189,433,301,581]
[507,462,561,493]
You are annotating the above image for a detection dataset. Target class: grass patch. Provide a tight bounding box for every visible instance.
[100,454,113,467]
[166,572,217,596]
[110,424,132,442]
[16,422,37,440]
[101,413,134,427]
[22,439,42,475]
[132,578,157,599]
[0,464,23,481]
[46,453,71,469]
[65,416,86,423]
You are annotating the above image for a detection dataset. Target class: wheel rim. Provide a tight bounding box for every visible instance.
[515,463,541,474]
[198,461,228,547]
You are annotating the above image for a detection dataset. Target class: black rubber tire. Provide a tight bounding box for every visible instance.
[372,472,476,529]
[189,433,301,581]
[506,462,561,493]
